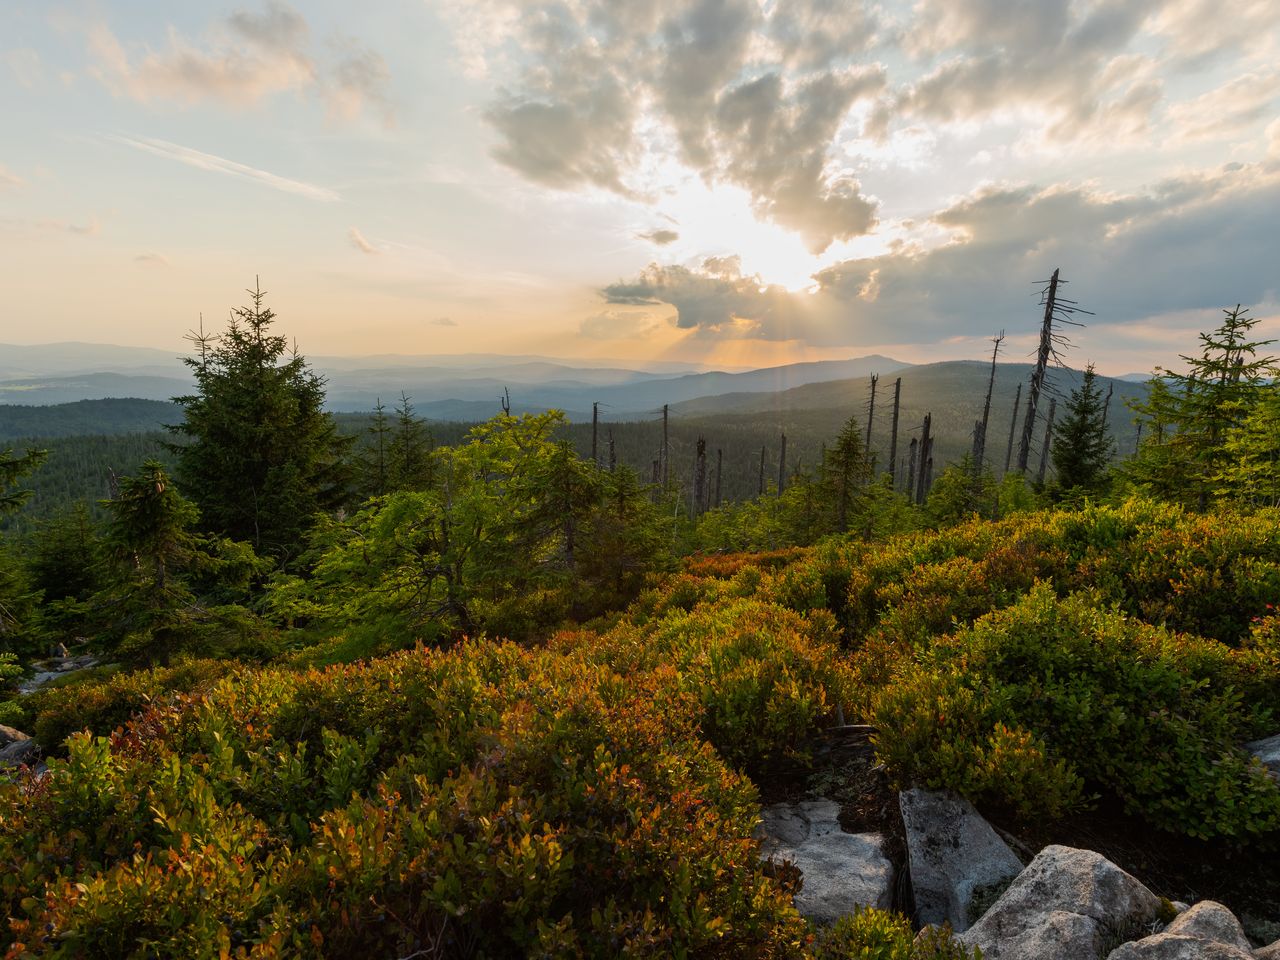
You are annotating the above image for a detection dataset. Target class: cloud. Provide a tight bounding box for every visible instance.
[430,316,458,326]
[0,164,22,189]
[601,256,804,338]
[599,161,1280,346]
[114,135,340,202]
[348,226,378,253]
[85,2,391,122]
[1166,70,1280,142]
[325,43,395,125]
[638,228,680,245]
[135,252,170,266]
[460,0,885,252]
[1149,0,1280,69]
[895,0,1159,145]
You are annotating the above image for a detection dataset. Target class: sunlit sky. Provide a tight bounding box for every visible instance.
[2,1,1279,374]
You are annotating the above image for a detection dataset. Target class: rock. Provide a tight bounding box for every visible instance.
[1171,902,1190,914]
[1246,733,1280,780]
[958,845,1161,960]
[1256,939,1280,959]
[1107,933,1253,959]
[1162,901,1253,953]
[0,725,29,748]
[756,799,894,924]
[0,738,40,767]
[899,787,1024,932]
[17,671,64,695]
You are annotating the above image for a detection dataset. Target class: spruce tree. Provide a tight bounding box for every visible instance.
[815,415,873,534]
[0,447,47,515]
[170,281,352,561]
[1125,305,1276,508]
[1051,364,1115,495]
[388,392,434,491]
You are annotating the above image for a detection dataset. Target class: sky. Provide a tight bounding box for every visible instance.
[1,0,1278,375]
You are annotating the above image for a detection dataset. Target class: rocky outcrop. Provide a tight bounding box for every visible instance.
[1247,733,1280,780]
[17,654,100,695]
[0,725,28,748]
[0,736,39,768]
[958,845,1161,960]
[1256,939,1280,959]
[899,787,1023,933]
[756,799,894,924]
[1106,901,1259,960]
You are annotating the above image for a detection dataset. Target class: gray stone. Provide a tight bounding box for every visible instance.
[0,725,28,747]
[0,738,39,767]
[1108,933,1253,959]
[1256,939,1280,959]
[899,787,1023,932]
[1247,733,1280,780]
[757,799,894,924]
[1163,901,1253,952]
[1171,902,1191,914]
[959,845,1161,960]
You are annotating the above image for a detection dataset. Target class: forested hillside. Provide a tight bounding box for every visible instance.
[0,295,1277,957]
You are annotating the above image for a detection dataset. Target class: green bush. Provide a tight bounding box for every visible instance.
[812,908,980,959]
[24,658,235,750]
[873,586,1280,841]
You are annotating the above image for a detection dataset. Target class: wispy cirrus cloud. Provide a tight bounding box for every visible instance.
[0,164,23,189]
[112,135,340,202]
[348,226,378,253]
[85,2,393,123]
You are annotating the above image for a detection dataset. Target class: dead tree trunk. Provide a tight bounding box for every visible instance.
[693,437,707,515]
[1036,398,1057,486]
[591,401,599,466]
[915,414,932,505]
[974,332,1004,473]
[758,445,766,497]
[714,448,723,508]
[906,438,919,505]
[1017,269,1060,473]
[608,429,616,472]
[661,404,669,491]
[924,440,935,501]
[865,373,878,462]
[777,433,787,496]
[1004,382,1022,476]
[888,377,902,489]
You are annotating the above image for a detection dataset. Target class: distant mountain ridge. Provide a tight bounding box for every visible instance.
[0,344,912,417]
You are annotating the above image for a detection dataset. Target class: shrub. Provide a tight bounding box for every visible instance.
[873,586,1280,841]
[812,908,979,960]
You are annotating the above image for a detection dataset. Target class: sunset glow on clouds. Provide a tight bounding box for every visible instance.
[1,1,1278,373]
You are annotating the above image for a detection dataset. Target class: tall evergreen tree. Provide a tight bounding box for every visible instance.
[1051,364,1115,495]
[0,447,47,515]
[0,446,47,649]
[170,281,352,561]
[814,415,873,534]
[1218,389,1280,507]
[388,392,434,491]
[1125,305,1276,508]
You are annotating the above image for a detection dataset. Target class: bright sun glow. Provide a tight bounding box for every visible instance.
[656,176,828,292]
